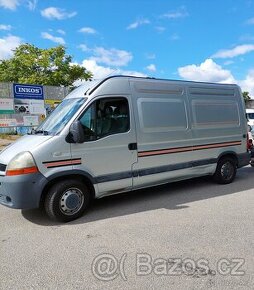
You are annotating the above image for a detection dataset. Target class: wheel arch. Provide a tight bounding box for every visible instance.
[217,151,238,166]
[40,170,96,207]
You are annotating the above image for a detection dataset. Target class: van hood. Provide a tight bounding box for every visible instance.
[0,135,52,165]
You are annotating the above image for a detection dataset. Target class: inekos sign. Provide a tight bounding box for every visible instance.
[13,83,44,100]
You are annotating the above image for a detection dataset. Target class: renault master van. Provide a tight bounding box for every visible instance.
[0,76,250,222]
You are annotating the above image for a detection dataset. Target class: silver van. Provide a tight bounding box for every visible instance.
[0,76,250,222]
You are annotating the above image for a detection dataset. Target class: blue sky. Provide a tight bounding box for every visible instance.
[0,0,254,97]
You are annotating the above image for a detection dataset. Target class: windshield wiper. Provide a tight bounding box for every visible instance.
[34,129,49,135]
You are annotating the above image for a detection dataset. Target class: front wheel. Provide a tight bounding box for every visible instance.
[213,157,237,184]
[44,179,91,222]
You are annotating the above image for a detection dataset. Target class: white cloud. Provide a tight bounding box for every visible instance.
[246,17,254,25]
[145,53,156,59]
[90,47,133,67]
[80,59,146,81]
[146,64,156,72]
[27,0,37,10]
[239,34,254,42]
[161,6,188,19]
[178,58,254,98]
[178,58,236,83]
[78,44,90,52]
[57,29,65,35]
[120,69,146,78]
[0,0,19,10]
[212,44,254,58]
[77,44,133,67]
[223,60,234,66]
[41,32,65,45]
[0,0,37,11]
[81,60,116,80]
[41,7,77,20]
[155,26,166,33]
[79,27,97,34]
[0,24,12,31]
[127,18,150,30]
[239,70,254,98]
[170,33,180,41]
[0,35,22,60]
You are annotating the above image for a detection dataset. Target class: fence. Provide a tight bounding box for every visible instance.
[0,82,70,134]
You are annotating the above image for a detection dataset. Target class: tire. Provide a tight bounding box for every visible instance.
[44,179,91,222]
[213,157,237,184]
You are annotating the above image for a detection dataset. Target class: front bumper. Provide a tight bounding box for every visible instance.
[0,172,48,209]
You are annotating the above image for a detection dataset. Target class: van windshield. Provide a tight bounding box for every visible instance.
[35,98,86,135]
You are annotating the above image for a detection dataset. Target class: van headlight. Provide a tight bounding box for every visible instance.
[6,152,39,176]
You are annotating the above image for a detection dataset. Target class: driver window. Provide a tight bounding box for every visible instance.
[79,103,96,141]
[79,97,130,141]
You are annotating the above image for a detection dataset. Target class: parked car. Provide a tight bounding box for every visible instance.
[246,108,254,129]
[248,125,254,167]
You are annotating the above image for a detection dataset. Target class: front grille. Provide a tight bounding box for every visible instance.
[0,163,7,172]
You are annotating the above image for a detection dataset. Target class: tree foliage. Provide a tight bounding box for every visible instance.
[0,44,92,86]
[243,91,251,103]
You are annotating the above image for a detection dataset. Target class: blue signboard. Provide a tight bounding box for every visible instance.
[13,83,44,100]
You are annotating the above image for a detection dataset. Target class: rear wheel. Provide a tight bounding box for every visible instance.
[44,179,91,222]
[213,157,237,184]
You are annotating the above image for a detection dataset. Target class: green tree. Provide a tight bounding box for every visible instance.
[0,44,92,86]
[242,91,251,104]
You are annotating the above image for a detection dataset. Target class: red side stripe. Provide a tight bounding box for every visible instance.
[138,141,242,157]
[43,159,81,168]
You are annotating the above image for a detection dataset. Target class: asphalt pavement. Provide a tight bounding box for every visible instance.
[0,166,254,289]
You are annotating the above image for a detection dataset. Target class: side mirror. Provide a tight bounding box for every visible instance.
[68,121,85,143]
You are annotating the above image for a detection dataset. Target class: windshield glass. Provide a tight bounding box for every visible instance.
[36,98,86,135]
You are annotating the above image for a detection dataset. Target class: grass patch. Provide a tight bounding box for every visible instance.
[0,133,21,140]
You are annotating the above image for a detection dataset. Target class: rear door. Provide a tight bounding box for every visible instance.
[70,95,137,196]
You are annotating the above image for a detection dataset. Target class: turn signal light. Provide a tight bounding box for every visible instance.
[6,166,39,176]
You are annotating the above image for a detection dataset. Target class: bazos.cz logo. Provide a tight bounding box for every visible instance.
[91,253,245,281]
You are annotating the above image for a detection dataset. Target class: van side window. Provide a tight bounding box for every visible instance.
[138,98,187,132]
[191,100,240,127]
[79,97,130,141]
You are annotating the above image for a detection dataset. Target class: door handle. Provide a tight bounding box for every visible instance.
[128,143,137,150]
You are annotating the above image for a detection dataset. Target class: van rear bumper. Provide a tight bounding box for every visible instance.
[237,152,251,168]
[0,172,48,209]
